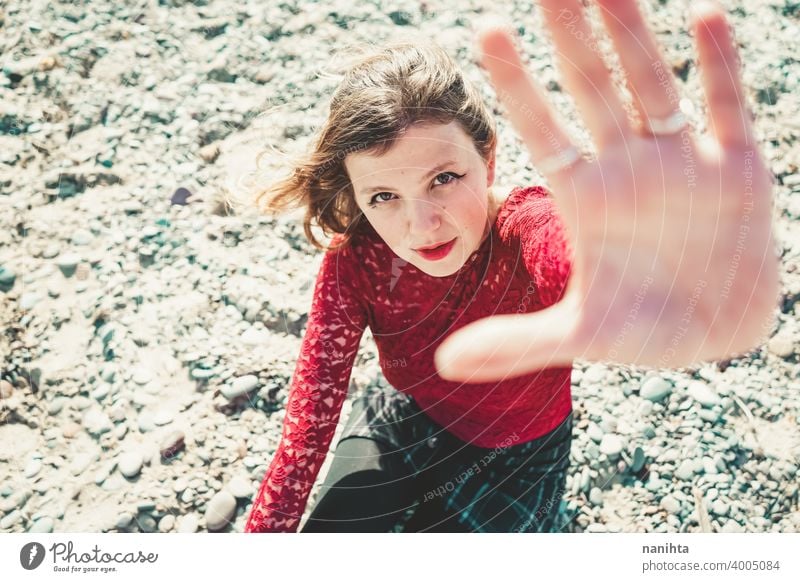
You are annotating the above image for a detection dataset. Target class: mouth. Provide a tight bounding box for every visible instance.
[413,238,457,261]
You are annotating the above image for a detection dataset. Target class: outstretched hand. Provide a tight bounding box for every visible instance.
[435,0,780,383]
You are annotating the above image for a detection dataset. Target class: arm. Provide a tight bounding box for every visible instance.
[517,187,573,309]
[244,239,368,532]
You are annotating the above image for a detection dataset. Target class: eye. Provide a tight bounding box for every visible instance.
[365,172,465,208]
[433,171,464,186]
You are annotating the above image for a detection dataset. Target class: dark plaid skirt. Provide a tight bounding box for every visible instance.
[337,385,573,532]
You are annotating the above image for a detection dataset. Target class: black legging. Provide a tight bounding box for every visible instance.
[300,436,469,532]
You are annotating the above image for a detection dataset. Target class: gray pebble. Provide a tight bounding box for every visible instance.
[56,253,81,278]
[178,514,199,533]
[630,446,646,473]
[687,381,721,407]
[71,229,94,246]
[28,517,54,533]
[227,475,253,499]
[711,499,731,516]
[83,408,113,436]
[589,487,603,506]
[599,434,624,459]
[205,490,237,531]
[675,459,696,481]
[158,514,176,532]
[640,377,672,402]
[587,422,604,443]
[153,409,174,426]
[116,513,134,529]
[222,374,259,400]
[20,292,43,310]
[24,458,42,479]
[767,334,795,358]
[118,451,143,478]
[660,494,681,514]
[0,510,22,529]
[137,513,157,533]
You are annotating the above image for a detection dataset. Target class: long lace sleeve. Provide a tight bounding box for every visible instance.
[244,240,369,532]
[501,186,574,308]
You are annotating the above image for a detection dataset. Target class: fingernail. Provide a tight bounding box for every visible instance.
[690,0,719,20]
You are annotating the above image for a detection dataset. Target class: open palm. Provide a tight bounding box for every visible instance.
[435,0,780,383]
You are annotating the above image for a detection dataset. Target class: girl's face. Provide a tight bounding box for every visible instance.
[345,121,496,278]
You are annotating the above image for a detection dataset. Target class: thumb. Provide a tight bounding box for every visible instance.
[433,292,580,383]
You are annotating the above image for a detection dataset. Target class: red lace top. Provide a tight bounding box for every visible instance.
[244,185,573,533]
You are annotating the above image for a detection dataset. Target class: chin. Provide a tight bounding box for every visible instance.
[413,261,462,278]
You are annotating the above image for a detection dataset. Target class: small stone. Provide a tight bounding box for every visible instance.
[24,458,42,478]
[205,490,237,531]
[585,523,607,533]
[587,422,604,443]
[630,446,646,473]
[20,292,43,310]
[241,327,269,346]
[720,519,745,533]
[660,494,681,514]
[69,452,95,476]
[227,475,252,499]
[116,512,134,529]
[698,408,720,424]
[170,187,192,206]
[160,430,185,459]
[687,381,721,407]
[100,364,116,383]
[153,409,174,426]
[675,459,696,481]
[132,368,153,385]
[222,374,259,400]
[42,243,61,259]
[0,379,13,399]
[83,408,113,436]
[640,377,673,402]
[0,266,17,289]
[712,500,729,516]
[158,514,176,532]
[582,364,607,384]
[198,142,220,163]
[137,513,157,533]
[62,421,82,438]
[599,434,624,459]
[589,487,603,506]
[118,451,143,478]
[71,229,94,246]
[767,334,795,358]
[177,514,199,533]
[0,510,22,529]
[28,517,54,533]
[56,253,81,278]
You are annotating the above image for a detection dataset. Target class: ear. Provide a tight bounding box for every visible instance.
[485,142,496,187]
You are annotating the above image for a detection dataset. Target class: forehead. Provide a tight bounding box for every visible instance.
[344,121,476,178]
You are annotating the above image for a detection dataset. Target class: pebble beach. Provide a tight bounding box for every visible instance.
[0,0,798,533]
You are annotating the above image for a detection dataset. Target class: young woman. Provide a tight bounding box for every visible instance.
[243,0,778,532]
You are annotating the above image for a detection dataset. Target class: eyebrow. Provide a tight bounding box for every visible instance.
[358,160,460,197]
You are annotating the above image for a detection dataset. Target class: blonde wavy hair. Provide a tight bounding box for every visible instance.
[243,37,497,251]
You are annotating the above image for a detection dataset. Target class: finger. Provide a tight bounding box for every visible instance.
[691,0,753,147]
[434,292,580,383]
[594,0,684,129]
[537,0,631,147]
[476,25,581,176]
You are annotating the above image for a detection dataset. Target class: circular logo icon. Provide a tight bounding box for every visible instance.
[20,542,46,570]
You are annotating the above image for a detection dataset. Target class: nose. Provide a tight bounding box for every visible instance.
[406,196,442,238]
